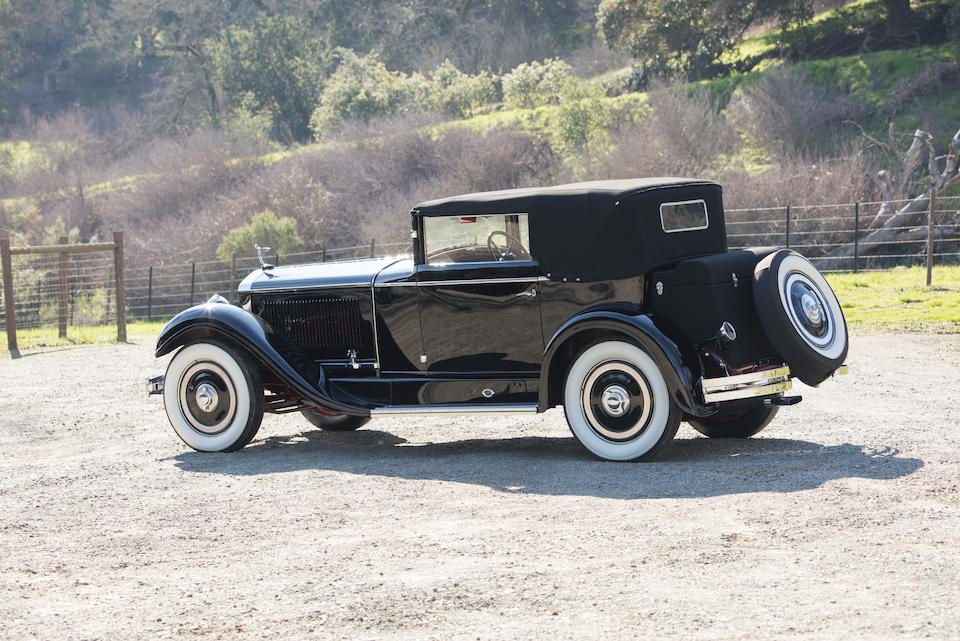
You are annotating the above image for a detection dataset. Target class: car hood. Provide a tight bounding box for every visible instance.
[238,256,407,295]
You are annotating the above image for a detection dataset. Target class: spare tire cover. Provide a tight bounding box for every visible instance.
[753,249,848,386]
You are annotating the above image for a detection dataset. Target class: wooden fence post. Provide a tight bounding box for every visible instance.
[369,239,376,258]
[58,235,69,338]
[113,231,126,343]
[321,248,326,262]
[1,237,16,352]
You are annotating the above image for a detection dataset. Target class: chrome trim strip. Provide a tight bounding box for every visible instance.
[704,381,793,403]
[416,276,542,287]
[375,281,418,287]
[371,403,538,415]
[249,282,375,293]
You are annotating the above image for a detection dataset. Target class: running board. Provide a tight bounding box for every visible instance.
[371,403,539,416]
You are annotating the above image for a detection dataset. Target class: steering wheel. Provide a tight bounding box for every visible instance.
[486,231,530,261]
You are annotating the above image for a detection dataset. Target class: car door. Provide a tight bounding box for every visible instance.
[416,213,544,374]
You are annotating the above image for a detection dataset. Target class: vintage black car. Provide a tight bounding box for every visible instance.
[149,178,848,461]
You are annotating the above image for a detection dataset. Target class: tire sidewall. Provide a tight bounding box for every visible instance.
[564,341,677,461]
[754,250,848,385]
[163,342,255,452]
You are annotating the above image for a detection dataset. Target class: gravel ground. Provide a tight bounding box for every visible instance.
[1,334,958,640]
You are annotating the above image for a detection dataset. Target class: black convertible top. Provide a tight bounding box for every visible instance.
[413,178,727,281]
[412,178,716,215]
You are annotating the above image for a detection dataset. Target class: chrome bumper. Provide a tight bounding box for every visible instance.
[701,365,792,403]
[147,375,165,395]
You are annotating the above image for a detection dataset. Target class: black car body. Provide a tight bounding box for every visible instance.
[151,178,848,461]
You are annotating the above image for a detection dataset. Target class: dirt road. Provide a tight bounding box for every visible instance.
[1,334,958,640]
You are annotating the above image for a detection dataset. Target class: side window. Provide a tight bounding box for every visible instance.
[660,200,709,233]
[423,213,531,264]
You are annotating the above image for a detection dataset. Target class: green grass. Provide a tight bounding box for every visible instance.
[826,265,960,333]
[0,319,169,353]
[725,0,950,72]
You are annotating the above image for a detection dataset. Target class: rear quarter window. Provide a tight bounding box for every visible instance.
[660,199,709,233]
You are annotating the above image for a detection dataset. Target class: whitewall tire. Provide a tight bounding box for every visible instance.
[753,250,848,386]
[563,341,681,461]
[163,342,264,452]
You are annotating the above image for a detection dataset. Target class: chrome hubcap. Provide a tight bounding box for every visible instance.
[581,362,652,442]
[195,383,219,412]
[601,384,630,417]
[178,361,237,436]
[800,293,823,324]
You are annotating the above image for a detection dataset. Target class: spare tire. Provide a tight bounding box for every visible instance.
[753,249,847,386]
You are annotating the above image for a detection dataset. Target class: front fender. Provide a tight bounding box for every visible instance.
[155,299,370,416]
[539,311,714,417]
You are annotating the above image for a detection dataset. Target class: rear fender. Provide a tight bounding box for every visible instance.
[539,311,714,417]
[156,298,370,416]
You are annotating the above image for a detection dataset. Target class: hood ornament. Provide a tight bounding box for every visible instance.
[254,244,274,271]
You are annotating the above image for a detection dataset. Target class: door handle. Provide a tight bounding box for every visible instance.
[515,288,537,298]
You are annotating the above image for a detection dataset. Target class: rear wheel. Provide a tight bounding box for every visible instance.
[689,405,779,438]
[300,409,370,431]
[563,341,680,461]
[163,342,264,452]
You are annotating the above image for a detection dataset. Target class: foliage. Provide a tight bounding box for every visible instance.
[597,0,749,81]
[216,210,302,263]
[309,49,411,136]
[502,59,576,109]
[426,60,498,118]
[209,14,333,143]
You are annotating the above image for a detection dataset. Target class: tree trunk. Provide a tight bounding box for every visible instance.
[883,0,921,37]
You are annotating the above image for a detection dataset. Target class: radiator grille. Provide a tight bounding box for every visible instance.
[259,297,365,356]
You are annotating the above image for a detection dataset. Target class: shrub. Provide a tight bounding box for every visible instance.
[503,59,576,109]
[427,60,498,118]
[309,49,410,137]
[727,68,862,159]
[216,209,302,263]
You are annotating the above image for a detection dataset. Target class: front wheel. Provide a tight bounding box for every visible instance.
[563,341,681,461]
[689,405,779,439]
[163,342,264,452]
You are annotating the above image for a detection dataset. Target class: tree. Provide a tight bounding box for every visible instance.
[597,0,814,80]
[217,209,302,263]
[209,15,333,142]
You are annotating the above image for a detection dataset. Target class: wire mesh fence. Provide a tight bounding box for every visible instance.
[124,241,411,321]
[0,251,120,331]
[2,195,960,346]
[726,196,960,272]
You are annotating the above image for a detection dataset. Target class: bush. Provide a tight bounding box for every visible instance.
[503,59,576,109]
[727,68,862,159]
[426,60,498,118]
[309,50,410,137]
[216,210,302,263]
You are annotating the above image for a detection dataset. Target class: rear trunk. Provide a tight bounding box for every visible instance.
[648,249,777,368]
